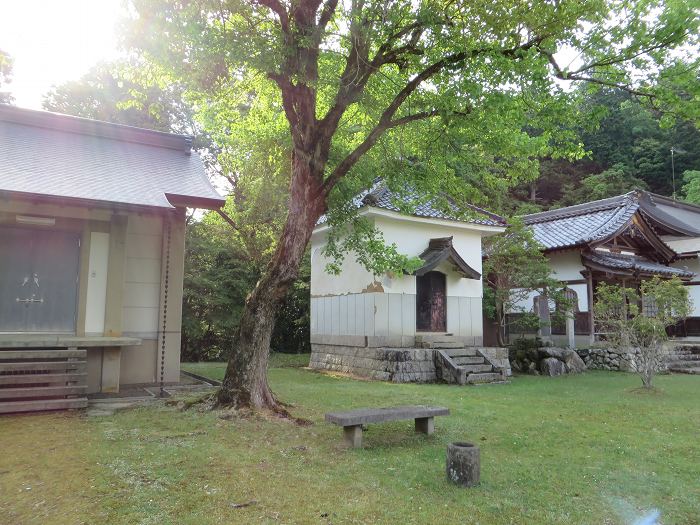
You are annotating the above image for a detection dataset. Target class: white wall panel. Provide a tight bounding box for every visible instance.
[85,232,109,335]
[388,293,403,336]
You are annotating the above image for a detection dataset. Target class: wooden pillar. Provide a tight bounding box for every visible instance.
[104,214,128,337]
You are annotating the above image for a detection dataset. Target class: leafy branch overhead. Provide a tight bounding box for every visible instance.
[126,0,700,410]
[129,0,699,204]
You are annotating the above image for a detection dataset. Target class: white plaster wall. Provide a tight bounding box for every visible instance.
[375,215,484,297]
[508,252,588,313]
[548,252,586,281]
[85,231,109,335]
[122,214,163,339]
[310,236,377,296]
[310,211,494,339]
[311,213,487,298]
[669,256,700,316]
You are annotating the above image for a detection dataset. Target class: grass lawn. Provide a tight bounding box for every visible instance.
[1,363,699,525]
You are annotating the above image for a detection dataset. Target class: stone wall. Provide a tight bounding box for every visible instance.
[575,348,638,371]
[309,345,437,382]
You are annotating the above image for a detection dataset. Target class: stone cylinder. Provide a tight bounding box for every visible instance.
[446,442,480,487]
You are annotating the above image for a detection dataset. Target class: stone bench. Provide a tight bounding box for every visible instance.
[325,405,450,448]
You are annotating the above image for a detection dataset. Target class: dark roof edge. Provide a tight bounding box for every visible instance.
[521,192,633,224]
[0,189,176,214]
[414,237,481,279]
[647,192,700,213]
[0,104,193,153]
[165,193,226,210]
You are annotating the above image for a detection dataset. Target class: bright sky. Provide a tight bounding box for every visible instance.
[0,0,126,109]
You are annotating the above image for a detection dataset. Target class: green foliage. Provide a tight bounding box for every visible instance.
[125,0,700,269]
[0,49,13,104]
[483,219,568,344]
[572,163,648,202]
[181,220,260,361]
[508,88,700,213]
[183,216,311,361]
[44,61,189,133]
[681,170,700,203]
[594,276,692,388]
[508,336,544,364]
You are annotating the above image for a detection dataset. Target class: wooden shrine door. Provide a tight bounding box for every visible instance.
[416,271,447,332]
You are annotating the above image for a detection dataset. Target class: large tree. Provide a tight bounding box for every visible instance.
[127,0,699,411]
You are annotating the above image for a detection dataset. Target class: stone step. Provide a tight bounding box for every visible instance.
[667,360,700,368]
[669,366,700,375]
[452,356,485,366]
[443,348,478,358]
[671,345,700,353]
[421,341,465,349]
[415,334,457,344]
[459,364,494,374]
[466,372,502,384]
[669,354,700,361]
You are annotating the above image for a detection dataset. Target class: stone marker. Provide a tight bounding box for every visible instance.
[446,442,480,487]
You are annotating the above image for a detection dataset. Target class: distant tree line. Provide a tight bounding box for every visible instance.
[502,88,700,215]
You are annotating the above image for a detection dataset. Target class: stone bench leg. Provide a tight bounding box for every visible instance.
[415,416,434,435]
[343,425,363,448]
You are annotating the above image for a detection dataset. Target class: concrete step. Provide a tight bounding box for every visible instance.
[460,364,494,374]
[466,372,502,384]
[421,341,465,349]
[452,356,485,366]
[668,360,700,368]
[443,348,478,358]
[0,397,87,414]
[671,344,700,353]
[415,334,457,344]
[669,366,700,375]
[669,354,700,361]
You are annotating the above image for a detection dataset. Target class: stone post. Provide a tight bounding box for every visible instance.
[534,295,552,343]
[446,442,480,487]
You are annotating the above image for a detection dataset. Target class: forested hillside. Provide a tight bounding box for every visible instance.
[505,89,700,215]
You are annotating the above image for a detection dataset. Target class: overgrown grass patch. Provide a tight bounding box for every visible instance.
[1,369,698,524]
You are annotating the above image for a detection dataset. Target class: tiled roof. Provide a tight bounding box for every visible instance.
[523,190,700,251]
[415,237,481,279]
[524,196,639,250]
[583,252,694,279]
[355,180,506,227]
[0,105,225,210]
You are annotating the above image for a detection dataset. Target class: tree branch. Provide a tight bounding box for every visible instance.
[254,0,290,34]
[321,35,550,195]
[541,47,656,99]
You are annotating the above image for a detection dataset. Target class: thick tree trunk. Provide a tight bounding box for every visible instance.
[495,303,506,347]
[217,162,325,410]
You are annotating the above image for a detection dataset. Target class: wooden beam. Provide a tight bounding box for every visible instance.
[0,385,87,399]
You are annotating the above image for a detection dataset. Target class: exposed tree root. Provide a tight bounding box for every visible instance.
[214,387,312,426]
